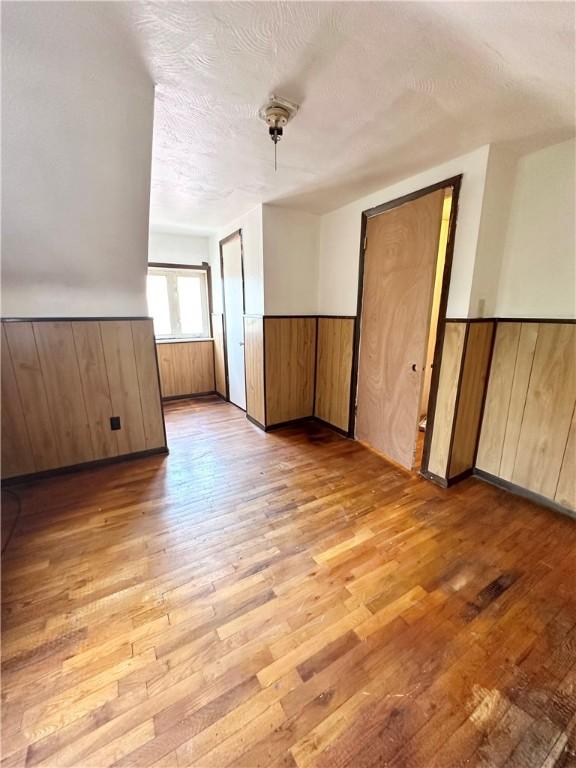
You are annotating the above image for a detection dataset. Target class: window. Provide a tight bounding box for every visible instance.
[146,265,210,339]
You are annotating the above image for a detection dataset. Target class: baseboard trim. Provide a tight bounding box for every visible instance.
[246,414,267,431]
[473,469,575,520]
[1,447,169,486]
[313,416,351,438]
[265,416,315,432]
[419,469,448,488]
[162,391,218,402]
[246,413,351,437]
[447,468,474,486]
[420,467,475,489]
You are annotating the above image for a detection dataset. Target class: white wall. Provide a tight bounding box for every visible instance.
[148,232,210,266]
[469,145,519,317]
[1,3,154,317]
[262,206,320,315]
[495,139,575,319]
[210,205,264,316]
[317,146,491,317]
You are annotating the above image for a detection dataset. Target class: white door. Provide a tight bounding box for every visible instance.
[221,233,246,409]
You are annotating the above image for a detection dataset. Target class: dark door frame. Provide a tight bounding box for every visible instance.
[219,229,246,406]
[348,174,463,475]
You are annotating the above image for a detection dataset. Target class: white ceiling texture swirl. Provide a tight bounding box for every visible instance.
[116,1,575,231]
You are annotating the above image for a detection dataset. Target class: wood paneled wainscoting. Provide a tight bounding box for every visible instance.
[243,315,355,433]
[211,313,226,397]
[265,317,316,427]
[476,321,575,513]
[425,320,495,483]
[1,318,167,481]
[244,316,266,426]
[156,339,215,399]
[423,318,576,516]
[315,317,355,433]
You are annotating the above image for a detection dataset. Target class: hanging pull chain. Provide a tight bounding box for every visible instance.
[269,123,283,172]
[259,96,299,172]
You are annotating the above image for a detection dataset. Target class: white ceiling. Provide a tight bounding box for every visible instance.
[116,1,575,231]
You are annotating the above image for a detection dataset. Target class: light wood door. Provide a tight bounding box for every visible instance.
[356,189,445,469]
[221,235,246,409]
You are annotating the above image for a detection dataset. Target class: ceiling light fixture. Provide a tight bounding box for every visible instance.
[259,95,299,171]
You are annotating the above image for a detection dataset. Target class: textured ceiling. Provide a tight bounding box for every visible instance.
[116,1,575,231]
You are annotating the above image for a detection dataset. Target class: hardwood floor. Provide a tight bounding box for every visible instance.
[2,395,576,768]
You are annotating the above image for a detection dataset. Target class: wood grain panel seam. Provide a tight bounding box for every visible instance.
[96,322,117,437]
[3,328,37,472]
[129,322,150,445]
[494,323,522,475]
[470,322,497,469]
[28,324,63,467]
[69,322,99,460]
[509,322,539,479]
[312,316,319,418]
[553,397,576,501]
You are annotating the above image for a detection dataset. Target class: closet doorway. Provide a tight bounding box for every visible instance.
[220,230,246,410]
[352,177,461,472]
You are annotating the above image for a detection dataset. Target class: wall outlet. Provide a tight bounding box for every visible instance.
[110,416,121,430]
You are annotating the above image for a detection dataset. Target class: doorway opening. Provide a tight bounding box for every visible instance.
[219,230,246,410]
[350,176,461,474]
[415,188,452,470]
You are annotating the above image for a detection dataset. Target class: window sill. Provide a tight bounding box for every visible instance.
[155,337,213,344]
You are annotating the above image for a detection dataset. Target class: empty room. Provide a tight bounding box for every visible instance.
[1,2,575,767]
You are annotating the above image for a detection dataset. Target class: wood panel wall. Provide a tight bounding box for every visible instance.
[244,316,265,427]
[314,318,355,432]
[211,313,226,397]
[426,322,466,478]
[1,319,166,480]
[426,320,494,481]
[477,322,575,511]
[156,340,215,399]
[242,316,353,432]
[448,321,495,478]
[264,317,316,426]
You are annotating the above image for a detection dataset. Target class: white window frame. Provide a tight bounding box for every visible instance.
[147,265,211,340]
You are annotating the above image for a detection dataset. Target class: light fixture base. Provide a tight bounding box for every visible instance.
[258,95,299,127]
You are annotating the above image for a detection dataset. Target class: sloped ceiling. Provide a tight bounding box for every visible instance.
[117,1,575,230]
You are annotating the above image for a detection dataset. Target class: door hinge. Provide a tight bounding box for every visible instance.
[363,235,368,251]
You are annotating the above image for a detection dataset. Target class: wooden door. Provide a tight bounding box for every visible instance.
[221,233,246,409]
[356,189,445,469]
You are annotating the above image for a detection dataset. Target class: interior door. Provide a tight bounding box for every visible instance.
[355,189,445,469]
[221,233,246,410]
